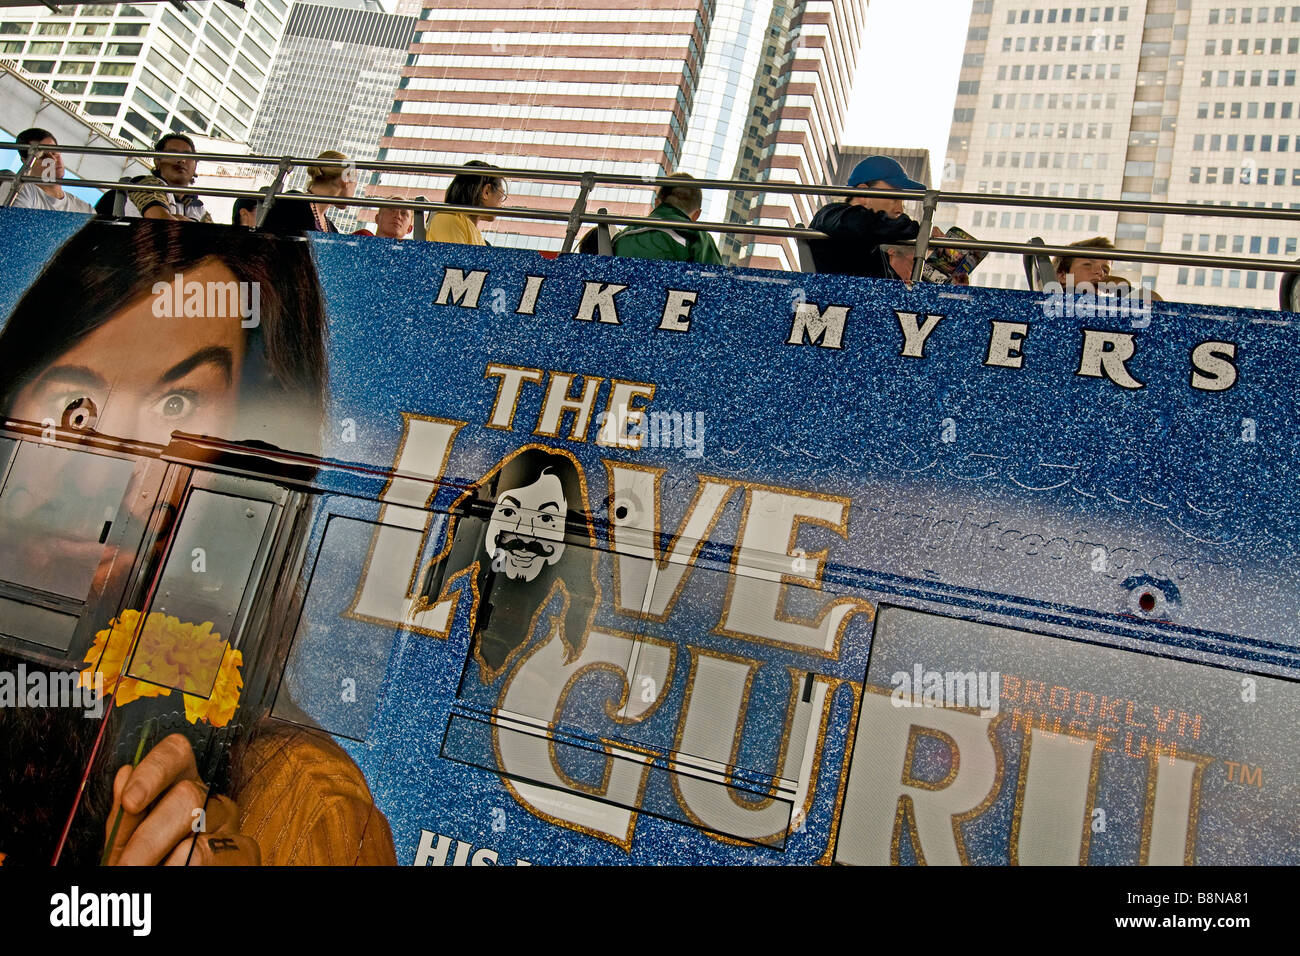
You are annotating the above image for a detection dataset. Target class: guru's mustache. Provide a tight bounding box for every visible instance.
[493,531,556,558]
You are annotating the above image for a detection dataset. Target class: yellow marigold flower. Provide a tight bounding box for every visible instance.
[81,609,169,707]
[135,612,224,694]
[183,645,244,728]
[81,610,242,722]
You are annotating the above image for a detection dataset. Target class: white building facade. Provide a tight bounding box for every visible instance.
[943,0,1300,308]
[0,1,291,148]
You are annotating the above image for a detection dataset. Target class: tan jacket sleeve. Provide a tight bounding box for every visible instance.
[235,726,397,866]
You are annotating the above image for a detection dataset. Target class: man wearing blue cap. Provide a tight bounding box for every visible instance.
[809,155,926,279]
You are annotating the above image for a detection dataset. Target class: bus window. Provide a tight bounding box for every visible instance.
[0,440,134,600]
[121,486,275,697]
[0,438,136,651]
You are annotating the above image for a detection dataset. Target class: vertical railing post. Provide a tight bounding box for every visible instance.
[560,171,597,253]
[595,207,613,255]
[411,197,428,240]
[910,189,941,283]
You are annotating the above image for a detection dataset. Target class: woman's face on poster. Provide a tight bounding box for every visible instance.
[1,260,251,596]
[9,259,249,446]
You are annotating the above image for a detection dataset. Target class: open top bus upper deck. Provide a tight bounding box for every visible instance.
[0,146,1297,866]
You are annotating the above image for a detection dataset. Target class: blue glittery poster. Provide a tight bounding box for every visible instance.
[0,209,1296,866]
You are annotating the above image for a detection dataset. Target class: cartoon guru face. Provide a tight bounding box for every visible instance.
[484,467,567,581]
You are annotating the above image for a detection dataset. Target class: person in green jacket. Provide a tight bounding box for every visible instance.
[613,173,725,265]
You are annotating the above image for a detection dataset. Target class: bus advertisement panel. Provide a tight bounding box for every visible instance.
[0,211,1295,866]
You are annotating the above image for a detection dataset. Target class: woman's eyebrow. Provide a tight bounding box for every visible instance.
[157,346,234,386]
[32,365,108,392]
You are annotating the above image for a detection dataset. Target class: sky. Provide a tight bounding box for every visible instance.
[841,0,975,186]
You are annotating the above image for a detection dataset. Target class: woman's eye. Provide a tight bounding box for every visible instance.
[538,514,554,524]
[152,391,196,419]
[50,392,93,418]
[499,507,515,518]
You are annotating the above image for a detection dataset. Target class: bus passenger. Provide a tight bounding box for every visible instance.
[105,132,213,223]
[1053,236,1115,290]
[612,173,724,265]
[354,204,414,239]
[808,155,927,279]
[260,150,356,235]
[9,128,95,214]
[426,160,506,245]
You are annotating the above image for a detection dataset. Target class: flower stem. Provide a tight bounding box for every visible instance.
[100,717,154,866]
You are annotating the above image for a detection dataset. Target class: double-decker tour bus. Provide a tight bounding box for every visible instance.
[0,146,1297,868]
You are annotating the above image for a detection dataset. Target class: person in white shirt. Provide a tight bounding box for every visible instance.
[8,128,95,215]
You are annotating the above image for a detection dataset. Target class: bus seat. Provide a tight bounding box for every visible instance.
[1023,237,1056,291]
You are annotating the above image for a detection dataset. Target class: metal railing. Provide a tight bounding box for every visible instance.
[3,141,1299,285]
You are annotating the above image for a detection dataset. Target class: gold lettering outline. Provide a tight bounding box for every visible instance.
[1138,748,1214,866]
[595,379,657,449]
[1007,720,1103,866]
[711,481,873,659]
[342,413,466,638]
[602,460,739,623]
[532,372,605,441]
[483,363,543,433]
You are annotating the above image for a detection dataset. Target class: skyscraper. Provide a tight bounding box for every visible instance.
[377,0,868,258]
[378,0,715,251]
[674,0,779,225]
[248,0,415,228]
[943,0,1300,308]
[721,0,869,271]
[0,1,291,148]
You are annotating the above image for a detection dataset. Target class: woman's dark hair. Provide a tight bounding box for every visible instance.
[444,160,505,209]
[0,218,328,452]
[0,648,113,865]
